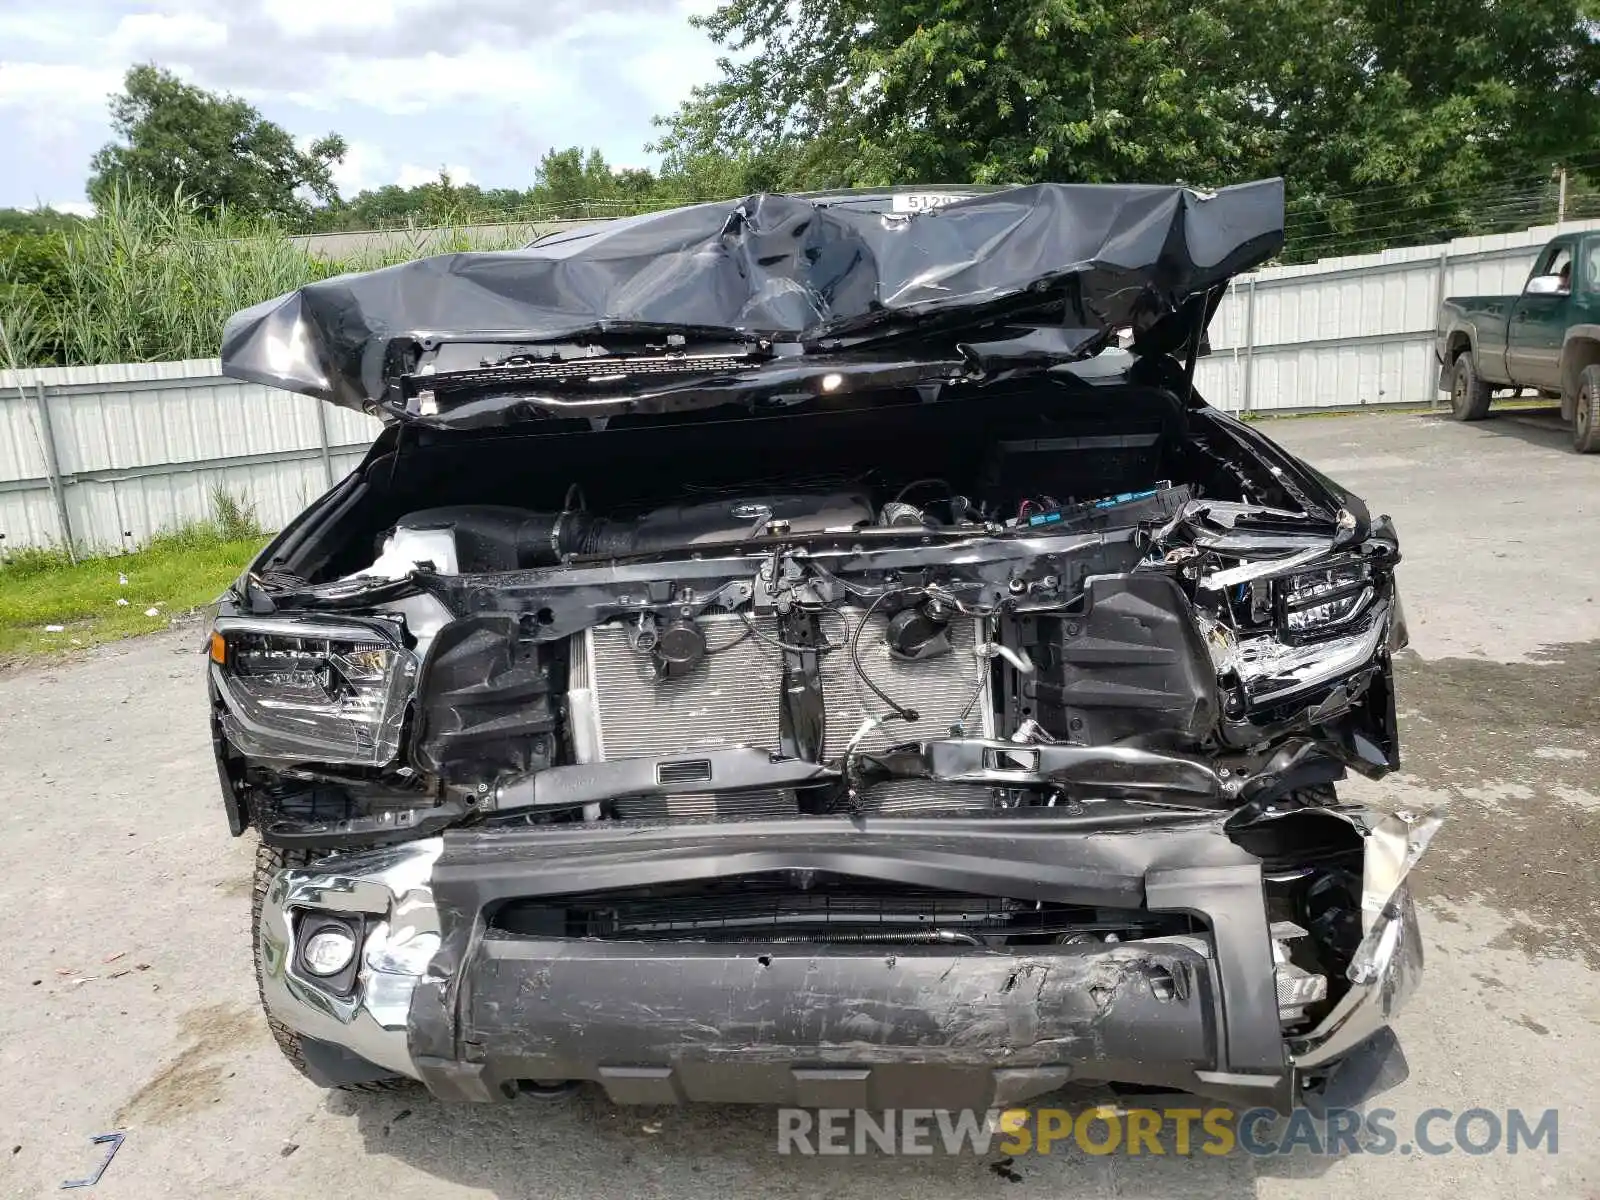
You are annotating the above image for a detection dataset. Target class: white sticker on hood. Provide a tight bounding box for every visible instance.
[891,192,964,214]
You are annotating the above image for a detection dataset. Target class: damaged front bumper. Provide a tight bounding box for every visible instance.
[257,806,1437,1110]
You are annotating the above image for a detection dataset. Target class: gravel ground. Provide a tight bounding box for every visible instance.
[1,407,1597,1199]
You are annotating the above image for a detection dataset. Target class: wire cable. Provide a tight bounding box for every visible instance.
[737,610,846,654]
[849,590,920,722]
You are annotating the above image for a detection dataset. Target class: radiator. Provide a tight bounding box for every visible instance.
[569,610,996,818]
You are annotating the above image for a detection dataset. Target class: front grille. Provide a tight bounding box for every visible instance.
[656,758,714,785]
[613,789,799,822]
[492,874,1202,947]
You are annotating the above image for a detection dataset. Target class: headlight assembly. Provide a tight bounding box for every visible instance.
[1275,559,1373,640]
[1230,611,1388,704]
[210,617,416,766]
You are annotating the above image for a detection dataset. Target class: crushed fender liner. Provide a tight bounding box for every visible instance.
[406,813,1296,1109]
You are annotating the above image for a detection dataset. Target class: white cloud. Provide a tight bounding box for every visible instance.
[0,0,728,209]
[625,40,722,115]
[259,0,411,37]
[0,62,123,112]
[47,200,96,217]
[111,12,229,54]
[328,140,388,195]
[0,12,82,47]
[394,162,475,188]
[275,49,573,115]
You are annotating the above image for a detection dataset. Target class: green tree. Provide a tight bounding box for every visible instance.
[533,147,622,211]
[652,0,1283,188]
[654,0,1600,254]
[88,65,347,223]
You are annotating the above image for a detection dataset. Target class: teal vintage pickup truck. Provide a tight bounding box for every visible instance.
[1436,232,1600,451]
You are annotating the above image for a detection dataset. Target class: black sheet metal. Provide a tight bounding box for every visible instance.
[221,180,1285,419]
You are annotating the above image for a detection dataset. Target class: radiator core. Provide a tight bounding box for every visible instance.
[568,610,996,818]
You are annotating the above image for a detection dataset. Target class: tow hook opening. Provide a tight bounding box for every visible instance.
[512,1079,583,1102]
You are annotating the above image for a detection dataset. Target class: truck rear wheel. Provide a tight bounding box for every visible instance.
[1450,352,1493,421]
[1574,365,1600,454]
[251,841,409,1091]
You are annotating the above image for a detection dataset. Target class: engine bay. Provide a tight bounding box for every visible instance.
[212,381,1401,852]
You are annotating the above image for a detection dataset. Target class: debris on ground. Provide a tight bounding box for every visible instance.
[988,1157,1023,1183]
[60,1132,124,1189]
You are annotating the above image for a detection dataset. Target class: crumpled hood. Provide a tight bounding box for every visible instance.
[221,179,1284,416]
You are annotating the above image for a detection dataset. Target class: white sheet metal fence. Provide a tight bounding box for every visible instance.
[0,360,382,556]
[5,217,1599,553]
[1196,216,1600,411]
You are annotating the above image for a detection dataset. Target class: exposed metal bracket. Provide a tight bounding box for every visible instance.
[60,1132,124,1190]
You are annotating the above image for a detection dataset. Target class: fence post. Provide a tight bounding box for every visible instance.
[32,381,76,562]
[312,396,335,489]
[1241,276,1258,413]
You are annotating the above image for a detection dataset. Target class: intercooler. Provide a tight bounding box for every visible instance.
[568,611,996,819]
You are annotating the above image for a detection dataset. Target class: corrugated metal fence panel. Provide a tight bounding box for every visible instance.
[0,487,64,552]
[1203,217,1600,413]
[0,359,384,552]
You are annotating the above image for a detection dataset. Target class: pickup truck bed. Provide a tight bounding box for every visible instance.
[1436,232,1600,451]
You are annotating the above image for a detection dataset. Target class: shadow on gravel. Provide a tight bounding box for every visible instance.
[1426,404,1575,454]
[330,1082,1340,1197]
[1394,641,1600,966]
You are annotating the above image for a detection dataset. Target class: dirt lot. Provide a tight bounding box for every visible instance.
[2,407,1597,1199]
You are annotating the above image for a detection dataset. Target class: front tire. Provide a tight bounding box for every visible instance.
[1573,365,1600,454]
[1450,353,1493,421]
[251,841,408,1091]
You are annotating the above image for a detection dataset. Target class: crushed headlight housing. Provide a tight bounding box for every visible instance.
[210,617,416,766]
[1228,612,1387,704]
[1275,560,1373,640]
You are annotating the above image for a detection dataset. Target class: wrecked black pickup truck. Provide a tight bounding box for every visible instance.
[211,179,1437,1114]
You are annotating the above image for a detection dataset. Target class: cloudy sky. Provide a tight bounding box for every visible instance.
[0,0,725,212]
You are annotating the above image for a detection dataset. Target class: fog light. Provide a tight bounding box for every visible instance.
[302,927,357,976]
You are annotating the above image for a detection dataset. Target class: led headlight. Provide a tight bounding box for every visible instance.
[1276,560,1373,639]
[210,617,416,766]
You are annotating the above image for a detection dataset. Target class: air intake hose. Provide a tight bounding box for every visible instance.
[393,494,874,571]
[391,507,612,571]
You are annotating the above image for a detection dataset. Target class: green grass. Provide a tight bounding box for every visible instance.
[0,531,265,661]
[0,487,270,662]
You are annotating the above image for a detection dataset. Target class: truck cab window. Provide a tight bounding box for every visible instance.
[1534,246,1574,294]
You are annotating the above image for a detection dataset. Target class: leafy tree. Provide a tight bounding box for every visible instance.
[652,0,1282,188]
[88,65,347,223]
[654,0,1600,255]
